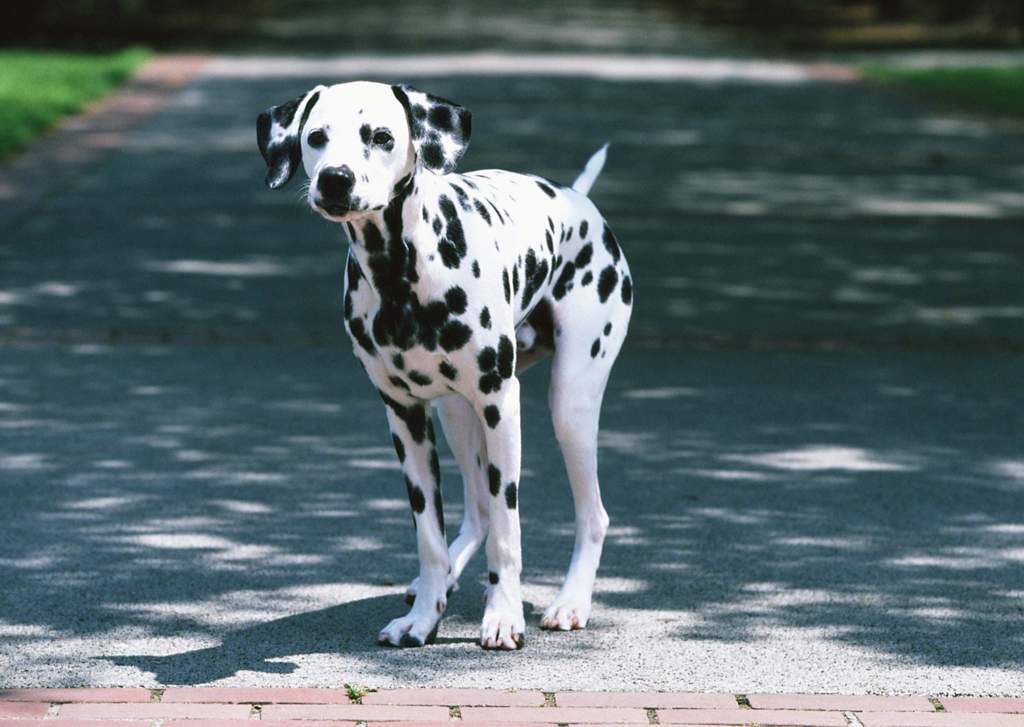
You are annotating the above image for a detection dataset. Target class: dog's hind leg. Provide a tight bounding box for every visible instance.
[541,283,632,630]
[406,394,489,604]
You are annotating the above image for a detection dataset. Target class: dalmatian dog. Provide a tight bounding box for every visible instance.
[257,81,632,650]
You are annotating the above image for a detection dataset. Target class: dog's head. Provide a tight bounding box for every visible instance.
[257,81,472,223]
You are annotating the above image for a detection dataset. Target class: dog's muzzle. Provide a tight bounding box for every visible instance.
[315,165,355,215]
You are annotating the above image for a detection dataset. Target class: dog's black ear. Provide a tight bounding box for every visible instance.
[256,86,323,189]
[391,85,472,175]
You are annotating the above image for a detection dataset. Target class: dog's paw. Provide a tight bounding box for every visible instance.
[540,595,592,631]
[377,609,442,648]
[405,575,457,605]
[480,592,526,650]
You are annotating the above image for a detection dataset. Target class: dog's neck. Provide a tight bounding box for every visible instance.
[342,171,442,304]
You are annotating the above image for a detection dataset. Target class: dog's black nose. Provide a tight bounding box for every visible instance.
[318,165,355,201]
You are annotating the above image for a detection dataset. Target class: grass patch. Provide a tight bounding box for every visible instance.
[0,48,149,161]
[343,682,372,702]
[859,63,1024,117]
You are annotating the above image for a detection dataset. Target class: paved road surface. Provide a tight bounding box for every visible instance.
[1,45,1023,693]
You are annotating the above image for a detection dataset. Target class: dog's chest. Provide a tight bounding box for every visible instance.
[342,255,481,399]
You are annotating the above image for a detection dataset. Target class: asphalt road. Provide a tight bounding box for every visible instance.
[1,47,1023,693]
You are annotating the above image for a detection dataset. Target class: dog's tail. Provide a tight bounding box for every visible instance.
[571,143,609,196]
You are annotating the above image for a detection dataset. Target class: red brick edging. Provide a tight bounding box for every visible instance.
[1,688,1023,725]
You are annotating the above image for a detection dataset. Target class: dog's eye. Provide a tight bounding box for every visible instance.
[372,130,394,146]
[307,129,328,148]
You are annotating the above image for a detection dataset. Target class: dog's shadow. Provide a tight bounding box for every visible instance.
[108,591,529,684]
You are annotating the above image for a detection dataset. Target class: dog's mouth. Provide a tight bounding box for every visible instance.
[312,199,363,221]
[320,202,352,216]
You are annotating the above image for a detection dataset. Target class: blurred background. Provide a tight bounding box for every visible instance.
[3,0,1024,52]
[2,0,1024,695]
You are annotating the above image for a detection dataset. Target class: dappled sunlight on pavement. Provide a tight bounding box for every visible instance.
[1,32,1023,694]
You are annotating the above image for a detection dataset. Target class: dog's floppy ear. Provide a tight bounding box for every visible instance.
[391,85,472,175]
[257,86,323,189]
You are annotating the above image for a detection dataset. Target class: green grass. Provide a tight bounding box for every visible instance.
[859,64,1024,118]
[0,48,150,161]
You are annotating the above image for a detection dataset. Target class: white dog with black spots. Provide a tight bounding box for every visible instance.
[257,81,632,651]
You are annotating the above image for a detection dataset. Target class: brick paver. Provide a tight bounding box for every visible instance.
[361,688,545,706]
[58,701,252,719]
[658,708,849,725]
[259,703,451,721]
[460,705,648,722]
[162,687,346,703]
[748,693,935,711]
[941,697,1024,713]
[860,712,1024,726]
[557,691,737,708]
[0,702,49,718]
[1,690,1022,724]
[10,722,151,727]
[0,688,152,703]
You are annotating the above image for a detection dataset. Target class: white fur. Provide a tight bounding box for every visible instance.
[259,81,633,650]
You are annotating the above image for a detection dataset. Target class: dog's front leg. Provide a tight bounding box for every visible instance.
[405,395,489,605]
[378,402,450,647]
[477,376,526,650]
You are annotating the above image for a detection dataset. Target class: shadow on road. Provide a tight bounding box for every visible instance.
[1,58,1023,690]
[1,344,1022,685]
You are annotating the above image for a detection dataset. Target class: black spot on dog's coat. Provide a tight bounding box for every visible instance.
[438,240,461,269]
[505,482,518,509]
[444,286,468,314]
[363,221,386,253]
[406,477,426,513]
[602,223,621,263]
[579,220,589,239]
[392,434,406,462]
[474,199,492,225]
[439,320,472,351]
[621,274,633,304]
[347,318,375,354]
[439,360,458,380]
[422,141,444,169]
[484,404,501,429]
[380,395,429,444]
[553,262,575,300]
[591,339,600,357]
[479,306,491,329]
[428,104,453,131]
[488,464,501,496]
[488,571,499,584]
[429,447,441,484]
[574,243,593,269]
[408,370,432,386]
[434,486,445,534]
[597,265,619,303]
[479,372,502,394]
[478,346,496,372]
[497,336,514,379]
